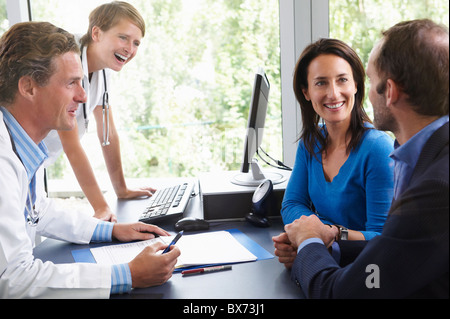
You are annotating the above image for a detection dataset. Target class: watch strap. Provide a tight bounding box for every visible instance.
[334,225,348,241]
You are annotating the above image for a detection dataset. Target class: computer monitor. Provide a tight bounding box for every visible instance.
[231,68,286,187]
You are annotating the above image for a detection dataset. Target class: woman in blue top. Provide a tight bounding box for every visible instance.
[274,39,394,267]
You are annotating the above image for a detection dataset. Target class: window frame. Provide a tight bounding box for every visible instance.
[5,0,30,23]
[280,0,329,166]
[6,0,330,168]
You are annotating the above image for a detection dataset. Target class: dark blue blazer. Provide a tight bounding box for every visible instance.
[291,122,449,299]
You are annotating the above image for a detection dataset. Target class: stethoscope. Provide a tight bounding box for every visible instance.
[81,46,110,147]
[4,120,40,226]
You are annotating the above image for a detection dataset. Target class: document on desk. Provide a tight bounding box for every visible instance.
[90,231,258,269]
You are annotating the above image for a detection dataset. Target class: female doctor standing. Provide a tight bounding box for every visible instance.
[43,1,155,222]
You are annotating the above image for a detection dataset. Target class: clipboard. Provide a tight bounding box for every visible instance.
[72,229,273,271]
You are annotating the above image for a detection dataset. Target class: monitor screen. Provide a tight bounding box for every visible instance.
[232,68,286,187]
[241,68,270,173]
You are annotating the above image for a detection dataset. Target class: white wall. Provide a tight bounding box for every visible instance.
[6,0,29,26]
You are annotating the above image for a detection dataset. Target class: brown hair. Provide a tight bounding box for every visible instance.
[0,22,79,105]
[80,1,146,47]
[293,38,371,159]
[374,19,449,117]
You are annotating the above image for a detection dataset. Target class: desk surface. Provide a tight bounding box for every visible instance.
[33,178,303,300]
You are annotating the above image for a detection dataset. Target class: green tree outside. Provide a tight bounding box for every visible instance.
[6,0,449,183]
[330,0,449,118]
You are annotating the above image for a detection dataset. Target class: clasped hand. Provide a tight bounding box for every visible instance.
[273,215,338,269]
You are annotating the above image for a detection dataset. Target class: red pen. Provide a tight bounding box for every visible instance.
[182,265,232,276]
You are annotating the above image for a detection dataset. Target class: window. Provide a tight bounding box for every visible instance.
[7,0,449,187]
[30,0,282,183]
[0,0,8,36]
[329,0,449,119]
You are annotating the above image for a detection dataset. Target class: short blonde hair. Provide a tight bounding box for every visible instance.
[80,1,146,47]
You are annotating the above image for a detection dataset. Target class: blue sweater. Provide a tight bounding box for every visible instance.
[281,127,394,240]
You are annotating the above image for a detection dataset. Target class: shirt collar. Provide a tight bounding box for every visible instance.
[390,115,449,168]
[0,107,48,182]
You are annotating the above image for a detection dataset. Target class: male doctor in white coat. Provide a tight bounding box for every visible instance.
[0,22,180,298]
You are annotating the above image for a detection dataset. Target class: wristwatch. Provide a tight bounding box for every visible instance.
[334,225,349,241]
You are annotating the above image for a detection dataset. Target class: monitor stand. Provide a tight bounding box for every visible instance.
[231,159,286,187]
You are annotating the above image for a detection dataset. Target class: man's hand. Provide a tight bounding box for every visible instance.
[285,215,338,249]
[128,242,180,288]
[272,232,297,269]
[112,223,171,242]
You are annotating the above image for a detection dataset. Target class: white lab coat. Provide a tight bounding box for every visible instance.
[0,113,112,299]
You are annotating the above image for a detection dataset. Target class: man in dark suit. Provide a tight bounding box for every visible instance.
[281,19,449,298]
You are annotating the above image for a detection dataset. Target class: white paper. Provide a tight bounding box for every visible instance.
[90,236,172,265]
[90,231,257,268]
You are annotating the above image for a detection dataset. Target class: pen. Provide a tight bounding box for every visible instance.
[182,265,232,276]
[162,231,184,254]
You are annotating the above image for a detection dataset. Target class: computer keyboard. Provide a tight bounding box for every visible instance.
[138,182,195,224]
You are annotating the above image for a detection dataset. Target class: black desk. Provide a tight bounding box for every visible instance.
[33,179,303,300]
